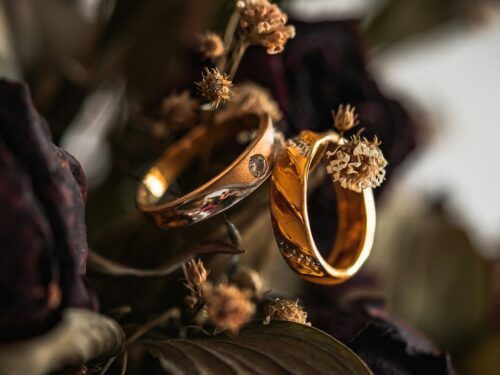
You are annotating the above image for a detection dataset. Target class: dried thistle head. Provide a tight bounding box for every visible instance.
[182,258,209,308]
[160,90,199,131]
[236,0,295,54]
[326,135,388,193]
[205,284,255,333]
[263,298,310,326]
[332,104,359,133]
[196,67,233,108]
[197,31,225,60]
[218,82,282,122]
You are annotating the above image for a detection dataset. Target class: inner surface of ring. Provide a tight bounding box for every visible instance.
[307,141,368,271]
[137,113,261,207]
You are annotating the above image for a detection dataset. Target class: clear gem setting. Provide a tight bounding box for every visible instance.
[248,154,268,178]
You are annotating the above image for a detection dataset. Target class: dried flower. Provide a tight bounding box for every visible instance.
[196,67,233,108]
[197,31,225,60]
[205,284,255,333]
[263,298,310,326]
[218,82,282,122]
[236,0,295,54]
[159,90,199,131]
[332,104,359,133]
[326,135,388,193]
[182,258,209,308]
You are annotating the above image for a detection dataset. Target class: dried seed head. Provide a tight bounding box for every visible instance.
[263,298,310,326]
[196,67,233,108]
[197,31,225,60]
[326,135,388,193]
[160,90,199,131]
[236,0,295,54]
[205,284,255,333]
[182,258,209,308]
[332,104,359,133]
[218,82,282,122]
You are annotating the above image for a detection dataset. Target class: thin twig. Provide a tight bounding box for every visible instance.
[126,308,181,346]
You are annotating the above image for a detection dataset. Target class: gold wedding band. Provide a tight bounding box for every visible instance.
[137,113,282,228]
[270,130,376,284]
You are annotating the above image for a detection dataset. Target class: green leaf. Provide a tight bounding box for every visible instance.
[142,321,372,374]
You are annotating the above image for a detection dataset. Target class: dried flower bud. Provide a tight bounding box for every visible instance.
[332,104,359,133]
[236,0,295,54]
[160,90,199,131]
[218,82,282,122]
[263,298,310,326]
[326,135,388,193]
[197,31,225,60]
[205,284,255,333]
[182,258,209,308]
[196,67,233,108]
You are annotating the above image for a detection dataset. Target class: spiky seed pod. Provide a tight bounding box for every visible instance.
[195,67,233,108]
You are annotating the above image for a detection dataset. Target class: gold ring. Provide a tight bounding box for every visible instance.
[137,113,282,228]
[270,130,376,284]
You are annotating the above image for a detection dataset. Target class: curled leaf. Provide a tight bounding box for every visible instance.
[0,309,124,375]
[88,241,243,277]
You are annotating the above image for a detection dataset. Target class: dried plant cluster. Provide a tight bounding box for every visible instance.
[150,0,292,138]
[263,298,310,326]
[326,104,388,193]
[236,0,296,54]
[327,134,388,193]
[197,31,225,60]
[182,258,257,333]
[332,104,359,134]
[195,67,233,108]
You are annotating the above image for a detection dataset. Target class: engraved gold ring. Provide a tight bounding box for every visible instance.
[270,130,376,284]
[137,113,282,228]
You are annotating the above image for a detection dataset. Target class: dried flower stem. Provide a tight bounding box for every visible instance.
[228,39,249,80]
[218,11,241,72]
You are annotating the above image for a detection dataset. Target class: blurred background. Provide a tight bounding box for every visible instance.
[1,0,499,373]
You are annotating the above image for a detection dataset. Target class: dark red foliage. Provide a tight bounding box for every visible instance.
[0,79,94,341]
[308,299,455,375]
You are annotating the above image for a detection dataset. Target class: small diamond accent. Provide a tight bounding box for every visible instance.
[248,154,268,178]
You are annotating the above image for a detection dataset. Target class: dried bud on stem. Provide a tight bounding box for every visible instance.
[197,31,225,60]
[205,284,255,333]
[159,90,199,131]
[332,104,359,133]
[182,258,209,308]
[263,298,310,326]
[326,135,388,193]
[236,0,295,54]
[196,67,233,108]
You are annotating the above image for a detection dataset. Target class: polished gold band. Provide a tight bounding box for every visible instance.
[137,113,281,228]
[270,130,376,284]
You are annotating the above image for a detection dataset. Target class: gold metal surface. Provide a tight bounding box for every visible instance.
[137,113,282,228]
[270,130,376,284]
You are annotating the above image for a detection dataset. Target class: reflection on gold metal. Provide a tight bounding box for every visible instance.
[137,113,283,228]
[270,131,376,285]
